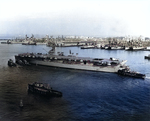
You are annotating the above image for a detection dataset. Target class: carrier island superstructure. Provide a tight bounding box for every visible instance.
[15,50,127,73]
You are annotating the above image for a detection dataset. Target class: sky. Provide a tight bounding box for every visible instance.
[0,0,150,38]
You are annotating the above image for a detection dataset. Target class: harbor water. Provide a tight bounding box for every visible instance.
[0,44,150,121]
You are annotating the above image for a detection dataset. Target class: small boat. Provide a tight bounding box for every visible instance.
[8,59,17,67]
[118,68,145,79]
[145,54,150,59]
[28,82,62,97]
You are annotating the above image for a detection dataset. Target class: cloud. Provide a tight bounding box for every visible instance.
[0,0,150,37]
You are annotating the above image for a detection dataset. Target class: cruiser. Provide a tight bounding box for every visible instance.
[15,50,127,73]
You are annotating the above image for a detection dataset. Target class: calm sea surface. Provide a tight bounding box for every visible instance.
[0,43,150,121]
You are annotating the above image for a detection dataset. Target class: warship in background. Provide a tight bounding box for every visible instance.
[125,46,145,51]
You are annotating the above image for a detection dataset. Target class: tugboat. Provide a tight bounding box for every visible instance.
[118,68,145,79]
[8,59,17,67]
[28,82,62,97]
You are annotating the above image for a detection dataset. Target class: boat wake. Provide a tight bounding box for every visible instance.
[145,76,150,80]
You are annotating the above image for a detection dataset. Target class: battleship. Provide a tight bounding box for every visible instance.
[15,49,127,73]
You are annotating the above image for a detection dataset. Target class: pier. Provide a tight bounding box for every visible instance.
[1,35,150,51]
